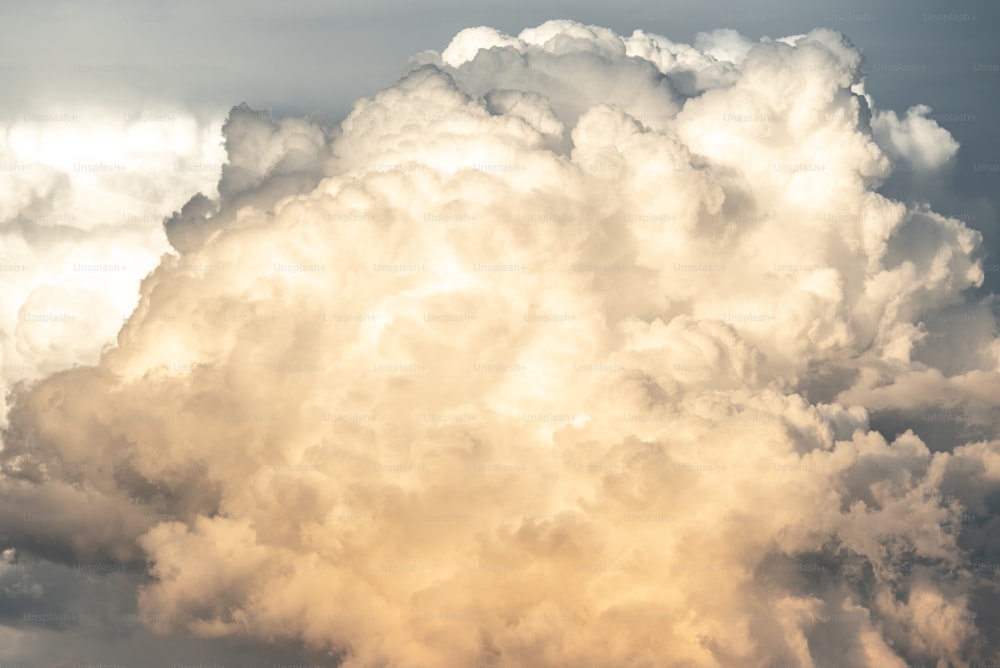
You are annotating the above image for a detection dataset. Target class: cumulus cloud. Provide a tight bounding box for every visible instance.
[0,107,226,425]
[2,20,999,668]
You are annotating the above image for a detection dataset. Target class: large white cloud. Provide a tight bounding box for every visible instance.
[1,20,998,668]
[0,107,227,426]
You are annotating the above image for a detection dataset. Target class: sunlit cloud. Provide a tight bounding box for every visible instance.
[1,18,999,668]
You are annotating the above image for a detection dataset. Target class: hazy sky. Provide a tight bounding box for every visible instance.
[1,2,999,667]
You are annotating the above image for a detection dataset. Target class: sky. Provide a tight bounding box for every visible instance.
[1,1,999,666]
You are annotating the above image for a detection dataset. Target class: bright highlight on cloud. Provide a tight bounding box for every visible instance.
[2,20,999,668]
[0,108,226,425]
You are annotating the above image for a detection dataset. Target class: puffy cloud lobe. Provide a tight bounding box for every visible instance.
[164,103,338,253]
[2,20,1000,668]
[872,104,960,172]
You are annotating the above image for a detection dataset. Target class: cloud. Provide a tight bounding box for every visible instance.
[0,106,226,426]
[2,19,998,668]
